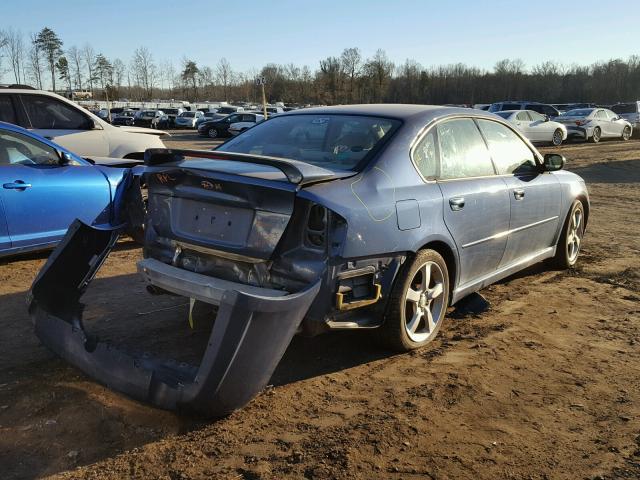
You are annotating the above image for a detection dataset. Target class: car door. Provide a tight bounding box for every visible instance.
[605,109,625,136]
[18,93,109,157]
[434,118,511,287]
[528,110,552,142]
[513,111,535,140]
[594,109,612,137]
[0,128,111,248]
[476,119,561,267]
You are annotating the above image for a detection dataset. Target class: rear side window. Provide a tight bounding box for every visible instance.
[595,110,608,120]
[516,111,531,121]
[0,96,17,124]
[477,119,537,175]
[21,95,91,130]
[436,118,494,179]
[413,129,437,179]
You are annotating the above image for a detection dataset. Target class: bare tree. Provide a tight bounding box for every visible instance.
[112,58,125,89]
[27,33,44,89]
[341,47,361,102]
[216,58,233,101]
[2,28,25,84]
[67,45,84,90]
[132,46,156,99]
[82,43,96,94]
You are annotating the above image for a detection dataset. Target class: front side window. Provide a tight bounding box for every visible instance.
[0,129,62,166]
[436,118,494,179]
[217,114,400,171]
[477,119,537,175]
[413,129,437,179]
[516,112,531,121]
[529,111,546,122]
[20,95,91,130]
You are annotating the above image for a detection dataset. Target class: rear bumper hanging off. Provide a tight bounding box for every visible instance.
[28,220,320,416]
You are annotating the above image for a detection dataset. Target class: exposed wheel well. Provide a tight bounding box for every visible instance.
[417,240,457,302]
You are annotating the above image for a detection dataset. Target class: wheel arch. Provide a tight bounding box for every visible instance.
[416,239,459,302]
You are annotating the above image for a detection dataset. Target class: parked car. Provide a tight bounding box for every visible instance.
[174,110,204,129]
[0,121,136,257]
[494,110,568,145]
[555,108,633,143]
[228,113,265,135]
[134,110,163,128]
[489,101,560,119]
[0,87,167,158]
[154,108,184,129]
[31,104,589,416]
[610,102,640,135]
[197,112,261,138]
[195,111,218,128]
[111,110,136,126]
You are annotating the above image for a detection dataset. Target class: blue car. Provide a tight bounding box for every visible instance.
[0,121,132,257]
[29,105,589,416]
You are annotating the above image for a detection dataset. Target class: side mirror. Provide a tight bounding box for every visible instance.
[58,151,74,166]
[543,153,565,171]
[544,115,550,122]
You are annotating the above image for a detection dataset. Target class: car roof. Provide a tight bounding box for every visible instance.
[281,104,474,122]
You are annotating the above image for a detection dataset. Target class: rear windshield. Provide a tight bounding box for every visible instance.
[180,112,195,117]
[217,107,237,114]
[494,111,512,119]
[611,103,638,114]
[560,109,594,117]
[216,114,400,171]
[164,109,179,114]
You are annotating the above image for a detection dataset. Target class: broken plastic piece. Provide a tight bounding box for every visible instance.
[28,220,320,416]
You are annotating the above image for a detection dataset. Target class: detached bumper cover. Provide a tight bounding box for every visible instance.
[28,220,320,416]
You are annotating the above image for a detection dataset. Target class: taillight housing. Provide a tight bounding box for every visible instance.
[575,119,590,126]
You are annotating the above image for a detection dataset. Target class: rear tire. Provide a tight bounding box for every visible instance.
[589,127,601,143]
[553,200,585,269]
[379,249,449,352]
[208,128,218,139]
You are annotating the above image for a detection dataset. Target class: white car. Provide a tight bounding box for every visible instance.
[494,110,568,146]
[228,113,265,136]
[0,87,168,158]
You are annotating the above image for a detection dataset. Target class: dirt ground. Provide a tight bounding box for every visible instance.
[0,131,638,480]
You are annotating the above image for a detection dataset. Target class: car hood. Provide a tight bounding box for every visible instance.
[85,156,145,168]
[118,126,169,136]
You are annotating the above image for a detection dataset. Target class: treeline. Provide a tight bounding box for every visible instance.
[1,27,640,105]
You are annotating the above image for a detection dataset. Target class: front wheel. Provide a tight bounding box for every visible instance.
[553,200,585,269]
[589,127,601,143]
[380,249,450,352]
[208,128,218,139]
[551,128,564,146]
[622,126,631,141]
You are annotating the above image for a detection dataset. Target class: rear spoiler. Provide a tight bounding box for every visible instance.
[144,148,351,185]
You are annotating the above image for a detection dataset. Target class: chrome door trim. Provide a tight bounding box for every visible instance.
[461,215,559,249]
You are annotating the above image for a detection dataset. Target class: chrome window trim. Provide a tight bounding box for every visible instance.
[409,113,543,184]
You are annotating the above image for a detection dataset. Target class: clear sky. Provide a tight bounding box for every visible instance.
[2,0,639,75]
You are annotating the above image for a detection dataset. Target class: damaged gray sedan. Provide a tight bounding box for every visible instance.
[28,105,589,416]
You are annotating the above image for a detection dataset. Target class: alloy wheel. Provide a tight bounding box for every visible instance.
[404,261,446,343]
[566,206,583,263]
[622,126,631,141]
[552,129,563,146]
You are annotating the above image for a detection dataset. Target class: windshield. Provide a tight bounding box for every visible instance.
[561,109,594,117]
[180,112,195,118]
[164,109,178,114]
[217,107,236,114]
[611,104,637,114]
[142,111,156,116]
[216,114,400,170]
[494,112,512,119]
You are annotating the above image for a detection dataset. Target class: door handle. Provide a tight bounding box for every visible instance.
[449,197,465,211]
[3,180,32,190]
[513,189,525,200]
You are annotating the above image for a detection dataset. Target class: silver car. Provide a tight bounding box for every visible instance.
[494,110,568,146]
[555,108,633,143]
[610,102,640,135]
[174,111,204,129]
